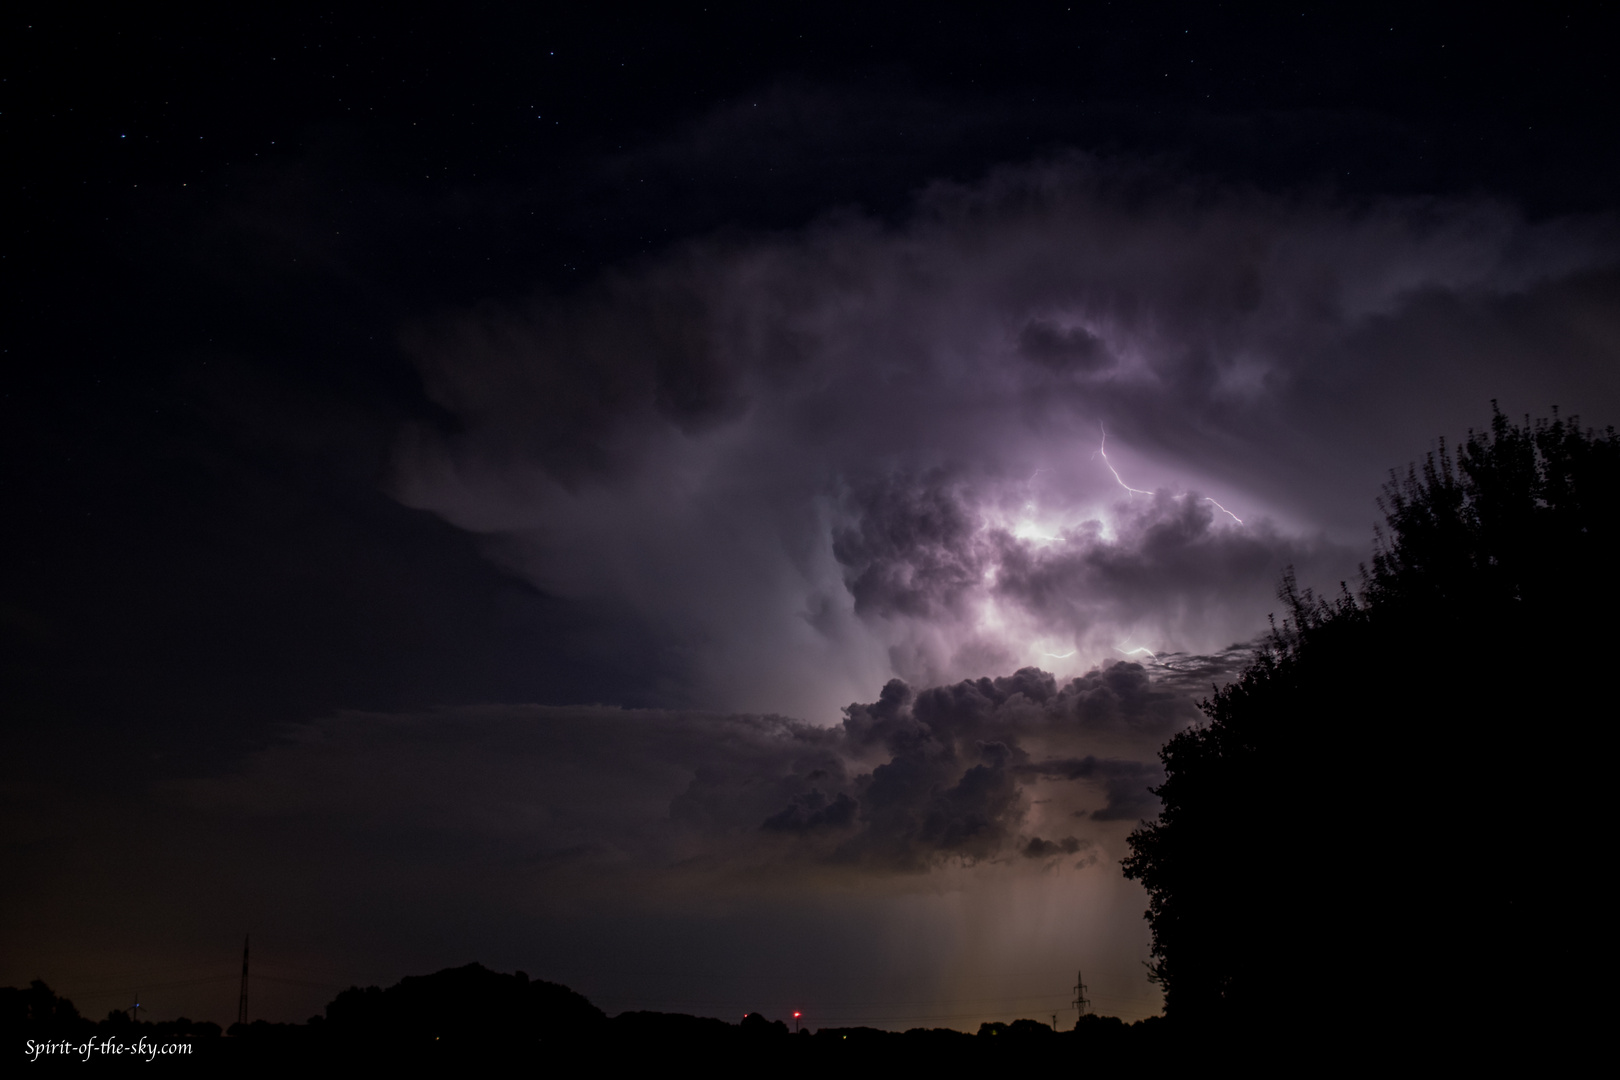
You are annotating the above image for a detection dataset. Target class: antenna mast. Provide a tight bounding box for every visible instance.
[237,935,250,1027]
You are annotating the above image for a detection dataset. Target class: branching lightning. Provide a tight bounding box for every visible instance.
[1096,424,1153,496]
[1097,422,1246,526]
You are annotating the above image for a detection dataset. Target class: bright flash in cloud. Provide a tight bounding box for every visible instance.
[1012,520,1062,544]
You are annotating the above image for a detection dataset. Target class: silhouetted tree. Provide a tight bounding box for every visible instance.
[320,962,605,1059]
[1123,407,1615,1058]
[0,980,89,1044]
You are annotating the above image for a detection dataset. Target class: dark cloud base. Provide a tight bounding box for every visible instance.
[179,657,1226,884]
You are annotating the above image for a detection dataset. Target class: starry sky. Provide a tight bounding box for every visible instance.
[4,3,1618,1029]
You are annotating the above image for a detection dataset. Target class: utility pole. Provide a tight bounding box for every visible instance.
[1072,968,1090,1020]
[237,935,250,1027]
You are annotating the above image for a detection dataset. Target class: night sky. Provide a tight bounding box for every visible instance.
[5,4,1618,1029]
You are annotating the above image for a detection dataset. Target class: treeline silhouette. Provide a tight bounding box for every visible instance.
[4,965,1166,1069]
[1123,407,1614,1061]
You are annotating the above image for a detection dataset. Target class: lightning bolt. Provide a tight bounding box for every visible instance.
[1096,424,1152,495]
[1113,636,1156,658]
[1096,422,1246,525]
[1041,650,1076,659]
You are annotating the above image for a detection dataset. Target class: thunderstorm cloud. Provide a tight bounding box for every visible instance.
[393,157,1619,722]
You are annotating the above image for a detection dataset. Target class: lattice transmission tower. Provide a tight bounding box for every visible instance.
[237,935,250,1027]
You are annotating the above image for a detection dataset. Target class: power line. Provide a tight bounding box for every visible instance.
[63,974,236,1001]
[604,991,1083,1011]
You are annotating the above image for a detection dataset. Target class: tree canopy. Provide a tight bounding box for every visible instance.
[1123,407,1615,1055]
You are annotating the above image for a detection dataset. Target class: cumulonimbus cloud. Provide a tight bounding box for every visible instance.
[391,155,1620,722]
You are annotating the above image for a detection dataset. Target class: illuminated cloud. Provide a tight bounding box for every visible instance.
[393,156,1619,723]
[179,657,1245,893]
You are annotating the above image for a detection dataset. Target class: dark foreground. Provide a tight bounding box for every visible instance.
[6,961,1567,1072]
[9,963,1173,1071]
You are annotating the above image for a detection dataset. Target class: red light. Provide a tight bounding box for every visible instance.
[793,1012,801,1017]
